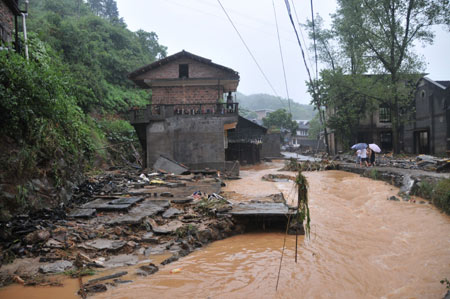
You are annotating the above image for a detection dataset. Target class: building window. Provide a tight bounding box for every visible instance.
[179,64,189,78]
[379,104,391,123]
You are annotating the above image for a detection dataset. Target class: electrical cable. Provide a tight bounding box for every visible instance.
[217,0,282,101]
[310,0,318,80]
[290,0,315,77]
[272,0,291,114]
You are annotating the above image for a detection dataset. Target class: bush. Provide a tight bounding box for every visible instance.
[0,40,93,181]
[432,179,450,215]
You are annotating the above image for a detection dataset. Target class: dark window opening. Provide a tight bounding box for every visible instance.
[379,105,391,123]
[179,64,189,78]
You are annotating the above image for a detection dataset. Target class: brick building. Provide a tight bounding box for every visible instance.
[0,0,20,47]
[128,50,241,173]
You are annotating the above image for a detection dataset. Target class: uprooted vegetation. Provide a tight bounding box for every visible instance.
[280,158,339,172]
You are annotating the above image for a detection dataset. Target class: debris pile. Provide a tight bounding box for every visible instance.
[0,167,241,294]
[334,153,450,172]
[281,158,338,172]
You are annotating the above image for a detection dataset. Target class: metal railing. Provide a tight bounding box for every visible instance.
[129,102,239,123]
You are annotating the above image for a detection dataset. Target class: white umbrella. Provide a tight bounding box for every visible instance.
[369,143,381,153]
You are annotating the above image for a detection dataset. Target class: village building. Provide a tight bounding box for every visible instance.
[403,77,450,155]
[327,76,450,155]
[128,50,241,173]
[0,0,21,50]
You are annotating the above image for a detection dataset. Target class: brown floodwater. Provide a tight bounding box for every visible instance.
[94,162,450,299]
[2,162,449,298]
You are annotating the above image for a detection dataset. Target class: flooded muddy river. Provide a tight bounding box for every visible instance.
[1,162,449,298]
[94,162,450,299]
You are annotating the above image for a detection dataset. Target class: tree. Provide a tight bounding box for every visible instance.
[335,0,449,153]
[263,109,298,135]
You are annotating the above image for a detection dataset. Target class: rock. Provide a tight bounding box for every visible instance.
[82,283,107,293]
[39,260,73,274]
[136,263,159,276]
[387,196,400,201]
[141,232,158,243]
[83,239,126,251]
[104,254,138,268]
[44,239,63,249]
[152,220,184,234]
[161,254,179,265]
[162,208,182,218]
[24,230,50,244]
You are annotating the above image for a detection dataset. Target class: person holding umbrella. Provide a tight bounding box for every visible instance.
[368,143,381,166]
[360,146,369,167]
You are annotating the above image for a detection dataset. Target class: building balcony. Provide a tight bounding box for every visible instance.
[129,102,239,124]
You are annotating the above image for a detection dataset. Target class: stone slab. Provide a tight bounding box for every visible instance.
[152,220,183,234]
[109,197,144,205]
[83,239,126,251]
[162,208,182,218]
[67,208,97,218]
[103,254,139,268]
[229,202,290,216]
[39,260,73,274]
[153,155,189,175]
[107,200,169,225]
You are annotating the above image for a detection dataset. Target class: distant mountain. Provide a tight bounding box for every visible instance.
[235,92,316,120]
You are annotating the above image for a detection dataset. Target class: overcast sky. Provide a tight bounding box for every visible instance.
[116,0,450,105]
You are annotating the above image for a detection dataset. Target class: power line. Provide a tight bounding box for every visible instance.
[283,0,314,89]
[272,0,291,113]
[216,0,283,103]
[290,0,315,78]
[310,0,318,80]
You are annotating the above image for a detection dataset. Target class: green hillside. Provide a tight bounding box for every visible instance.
[235,92,316,120]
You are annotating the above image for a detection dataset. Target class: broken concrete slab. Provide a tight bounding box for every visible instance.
[229,202,290,216]
[83,239,126,251]
[107,200,170,225]
[39,260,73,274]
[67,208,97,219]
[103,254,139,268]
[162,208,182,219]
[109,197,144,206]
[153,155,189,175]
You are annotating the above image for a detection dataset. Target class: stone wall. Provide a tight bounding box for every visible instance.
[0,0,14,44]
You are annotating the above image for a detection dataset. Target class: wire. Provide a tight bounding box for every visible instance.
[290,0,315,78]
[310,0,318,80]
[283,0,314,91]
[217,0,282,100]
[272,0,291,114]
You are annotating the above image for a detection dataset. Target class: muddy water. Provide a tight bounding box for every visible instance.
[94,162,450,299]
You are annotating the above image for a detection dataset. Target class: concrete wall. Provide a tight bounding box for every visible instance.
[0,0,14,44]
[135,58,235,81]
[261,133,281,158]
[146,115,238,167]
